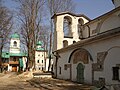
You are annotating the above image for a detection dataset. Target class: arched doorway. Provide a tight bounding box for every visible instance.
[76,63,84,83]
[68,48,93,81]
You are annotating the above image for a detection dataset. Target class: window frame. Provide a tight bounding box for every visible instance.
[112,67,119,80]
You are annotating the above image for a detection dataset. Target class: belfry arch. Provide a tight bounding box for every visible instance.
[52,12,90,51]
[63,16,72,37]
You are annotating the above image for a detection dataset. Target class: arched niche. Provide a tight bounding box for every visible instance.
[78,18,84,25]
[13,41,17,47]
[100,15,120,33]
[63,40,68,48]
[68,48,93,64]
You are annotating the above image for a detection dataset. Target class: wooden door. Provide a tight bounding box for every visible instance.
[12,66,17,72]
[76,63,84,83]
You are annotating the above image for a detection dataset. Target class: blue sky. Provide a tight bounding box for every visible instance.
[74,0,114,19]
[4,0,115,19]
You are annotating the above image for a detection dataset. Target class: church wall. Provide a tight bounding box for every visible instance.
[113,0,120,8]
[57,50,72,80]
[35,51,46,71]
[53,13,89,51]
[53,6,120,86]
[83,35,120,85]
[56,48,93,84]
[83,9,120,37]
[100,14,120,33]
[56,32,120,85]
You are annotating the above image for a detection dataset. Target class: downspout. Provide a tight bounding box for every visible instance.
[55,57,58,78]
[52,51,60,78]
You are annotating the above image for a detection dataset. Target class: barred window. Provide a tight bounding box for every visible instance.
[59,67,61,74]
[37,60,39,63]
[112,67,119,80]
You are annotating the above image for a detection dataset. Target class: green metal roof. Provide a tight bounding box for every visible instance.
[10,52,27,57]
[36,47,44,50]
[2,52,27,58]
[36,41,42,46]
[2,52,10,58]
[11,33,20,38]
[36,47,44,51]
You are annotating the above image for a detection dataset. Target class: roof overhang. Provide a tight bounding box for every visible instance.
[51,11,91,21]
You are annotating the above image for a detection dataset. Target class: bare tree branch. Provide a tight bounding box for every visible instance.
[15,0,45,69]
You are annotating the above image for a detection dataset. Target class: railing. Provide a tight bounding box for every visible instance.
[9,61,19,64]
[2,63,8,66]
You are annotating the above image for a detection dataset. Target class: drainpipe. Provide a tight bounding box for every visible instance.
[52,52,60,78]
[55,57,58,78]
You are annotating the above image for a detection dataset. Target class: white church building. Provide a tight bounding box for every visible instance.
[2,33,27,72]
[2,33,52,72]
[52,0,120,88]
[35,41,53,72]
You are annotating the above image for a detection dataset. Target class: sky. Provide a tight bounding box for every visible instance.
[4,0,115,19]
[3,0,115,51]
[74,0,114,19]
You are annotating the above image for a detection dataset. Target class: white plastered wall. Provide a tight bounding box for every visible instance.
[83,10,120,37]
[10,38,20,54]
[35,51,46,71]
[53,14,89,51]
[85,35,120,85]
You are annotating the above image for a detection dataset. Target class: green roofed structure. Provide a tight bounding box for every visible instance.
[36,41,44,51]
[1,33,28,72]
[2,52,10,58]
[2,36,49,72]
[11,33,20,39]
[10,52,27,57]
[36,41,42,46]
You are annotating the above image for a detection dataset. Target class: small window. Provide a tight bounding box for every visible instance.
[37,60,39,63]
[78,18,84,25]
[13,41,17,47]
[112,67,119,80]
[42,55,43,57]
[39,67,40,70]
[64,65,67,70]
[13,57,16,61]
[38,54,40,56]
[63,40,68,48]
[59,67,61,74]
[63,16,72,37]
[42,60,43,63]
[73,41,76,44]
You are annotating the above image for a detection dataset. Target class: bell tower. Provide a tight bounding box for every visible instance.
[52,12,90,51]
[10,33,20,53]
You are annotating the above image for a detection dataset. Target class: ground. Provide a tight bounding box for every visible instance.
[0,72,39,90]
[0,72,97,90]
